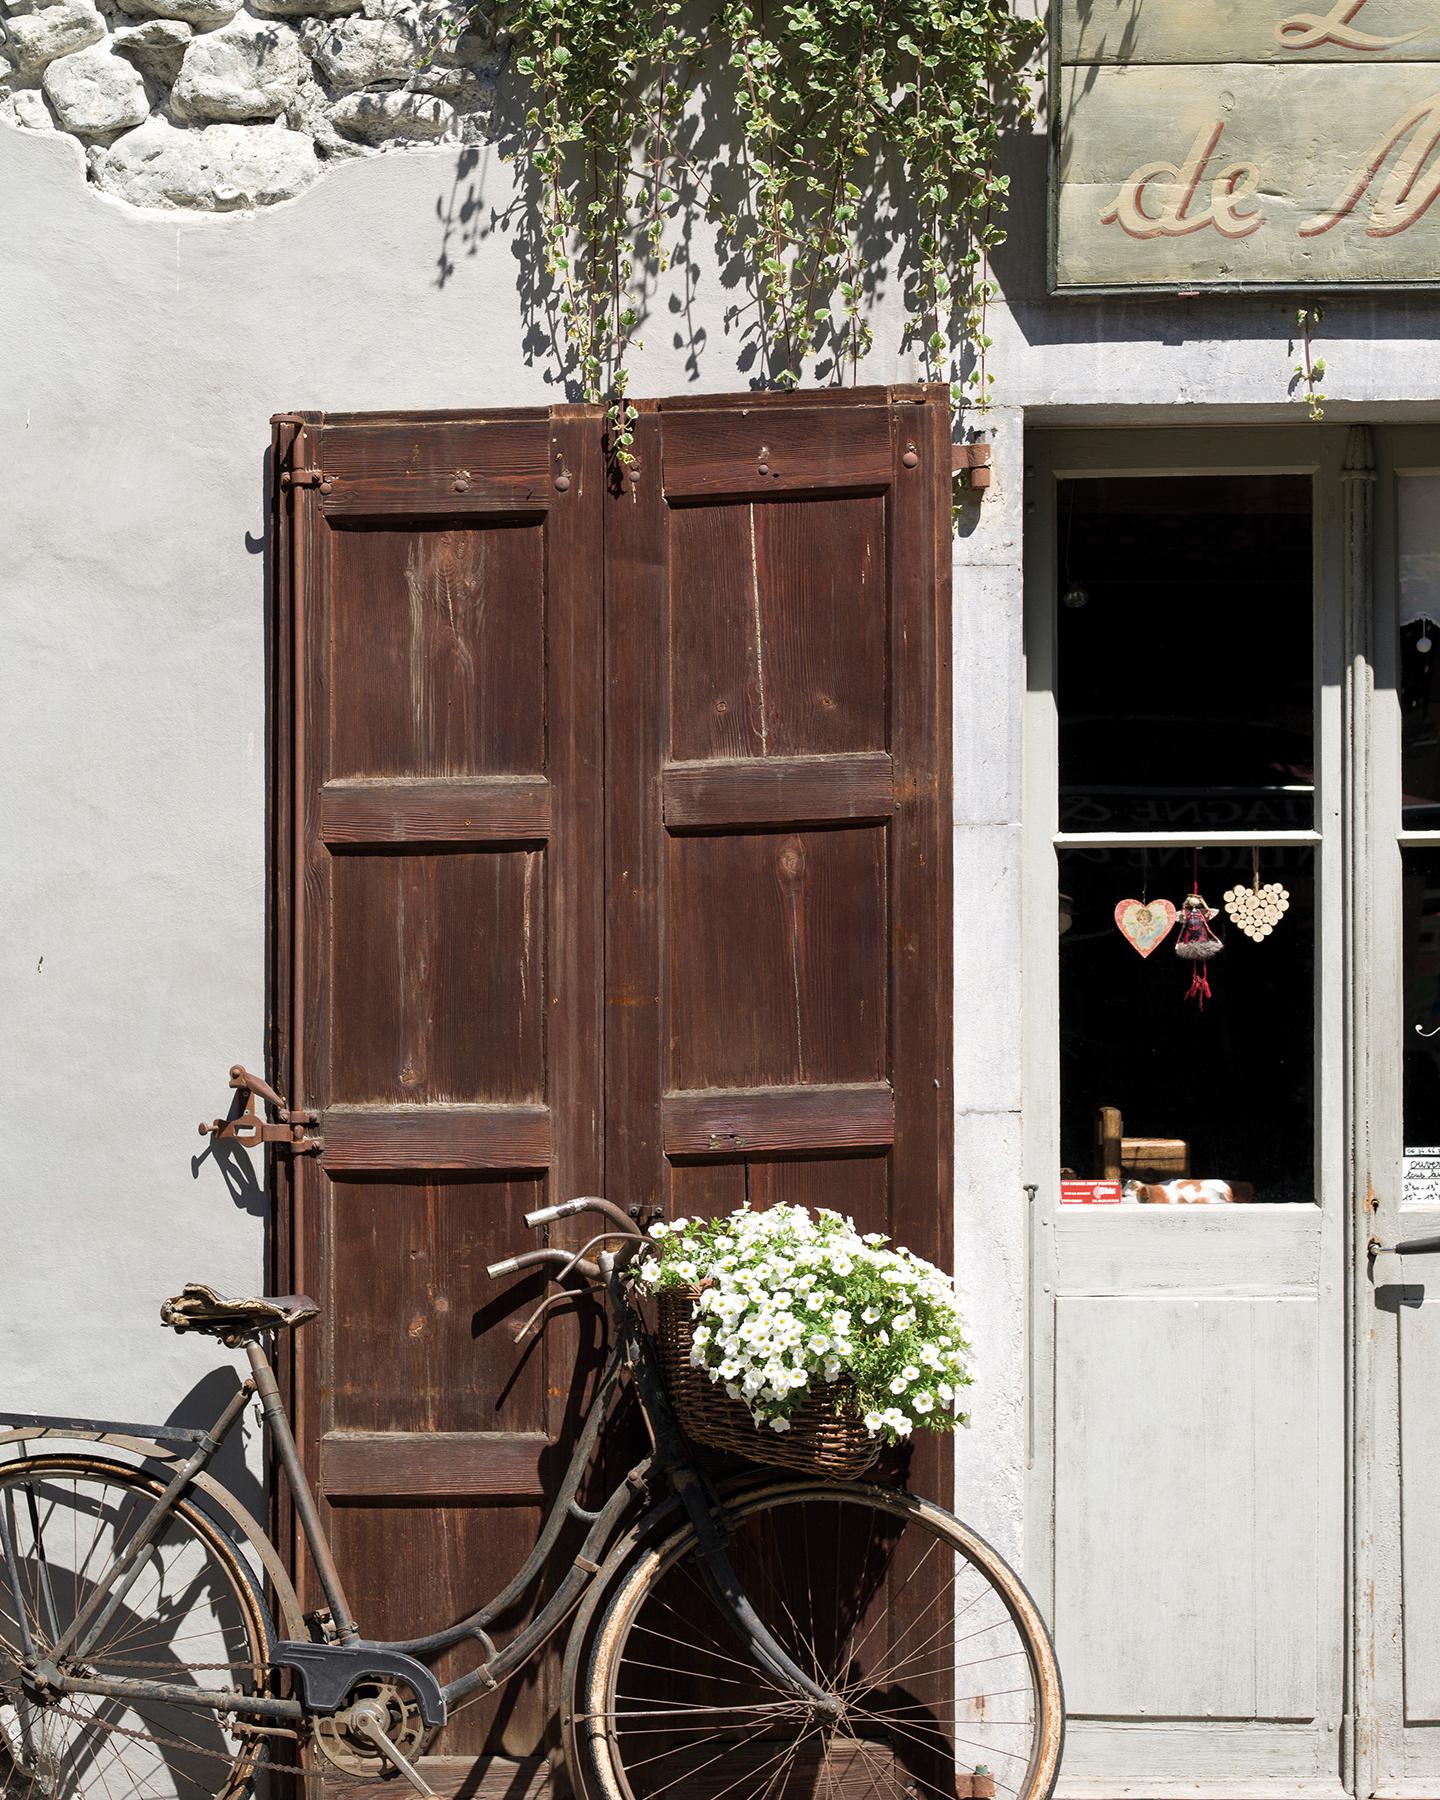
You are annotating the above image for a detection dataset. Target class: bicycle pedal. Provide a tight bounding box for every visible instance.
[352,1712,435,1798]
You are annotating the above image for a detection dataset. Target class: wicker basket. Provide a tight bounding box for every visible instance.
[655,1287,880,1479]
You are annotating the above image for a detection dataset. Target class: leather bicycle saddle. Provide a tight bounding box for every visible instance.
[161,1283,320,1346]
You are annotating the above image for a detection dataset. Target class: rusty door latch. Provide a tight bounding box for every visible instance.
[201,1065,323,1154]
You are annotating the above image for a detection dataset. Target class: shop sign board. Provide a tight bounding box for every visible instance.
[1051,0,1440,291]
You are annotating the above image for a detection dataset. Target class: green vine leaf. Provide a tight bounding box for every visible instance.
[431,0,1041,459]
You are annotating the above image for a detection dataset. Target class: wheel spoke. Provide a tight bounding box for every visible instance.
[586,1488,1061,1800]
[0,1461,268,1800]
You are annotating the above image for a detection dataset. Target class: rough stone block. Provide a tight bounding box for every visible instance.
[114,0,239,38]
[328,86,452,142]
[95,113,319,208]
[409,57,496,102]
[171,17,302,122]
[111,17,190,79]
[1,0,104,78]
[42,42,147,136]
[250,0,359,19]
[4,85,57,126]
[302,12,419,91]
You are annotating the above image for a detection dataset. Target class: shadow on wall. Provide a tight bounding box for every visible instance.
[428,45,920,397]
[165,1364,265,1521]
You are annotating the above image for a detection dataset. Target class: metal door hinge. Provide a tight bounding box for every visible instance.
[279,467,333,495]
[201,1063,324,1155]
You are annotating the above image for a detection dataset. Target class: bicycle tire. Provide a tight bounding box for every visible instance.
[579,1478,1064,1800]
[0,1453,274,1800]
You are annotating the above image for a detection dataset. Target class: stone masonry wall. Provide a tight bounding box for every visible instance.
[0,0,496,207]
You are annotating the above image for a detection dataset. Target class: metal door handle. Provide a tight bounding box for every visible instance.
[1369,1233,1440,1258]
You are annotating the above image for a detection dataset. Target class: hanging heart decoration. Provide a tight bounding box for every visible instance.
[1223,882,1290,942]
[1114,898,1178,958]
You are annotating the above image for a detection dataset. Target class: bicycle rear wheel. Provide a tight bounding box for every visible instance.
[581,1479,1063,1800]
[0,1455,272,1800]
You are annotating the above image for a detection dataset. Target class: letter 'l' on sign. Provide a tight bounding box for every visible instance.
[1051,0,1440,290]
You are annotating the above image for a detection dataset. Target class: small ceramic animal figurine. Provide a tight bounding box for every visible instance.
[1125,1179,1254,1205]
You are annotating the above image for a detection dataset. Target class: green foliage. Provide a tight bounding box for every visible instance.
[435,0,1041,442]
[1294,305,1327,421]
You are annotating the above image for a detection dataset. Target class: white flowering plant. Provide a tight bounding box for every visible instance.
[637,1204,973,1446]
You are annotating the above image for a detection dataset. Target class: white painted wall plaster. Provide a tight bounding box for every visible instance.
[10,86,1440,1571]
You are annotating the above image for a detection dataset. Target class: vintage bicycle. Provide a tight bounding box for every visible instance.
[0,1194,1063,1800]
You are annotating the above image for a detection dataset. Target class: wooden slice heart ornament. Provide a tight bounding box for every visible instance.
[1223,882,1290,942]
[1114,898,1177,958]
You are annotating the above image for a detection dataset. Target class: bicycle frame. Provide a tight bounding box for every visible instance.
[0,1255,838,1735]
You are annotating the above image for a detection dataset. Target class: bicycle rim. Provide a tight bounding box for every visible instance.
[0,1455,273,1800]
[582,1480,1064,1800]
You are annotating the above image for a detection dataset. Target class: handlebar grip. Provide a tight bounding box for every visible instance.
[487,1256,525,1279]
[525,1199,587,1228]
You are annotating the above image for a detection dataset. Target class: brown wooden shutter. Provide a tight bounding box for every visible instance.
[605,386,954,1500]
[272,407,604,1790]
[272,385,952,1794]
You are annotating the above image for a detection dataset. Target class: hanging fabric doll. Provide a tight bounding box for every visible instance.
[1174,890,1223,1008]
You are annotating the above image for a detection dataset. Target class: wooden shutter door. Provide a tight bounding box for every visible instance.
[606,386,954,1502]
[273,407,604,1796]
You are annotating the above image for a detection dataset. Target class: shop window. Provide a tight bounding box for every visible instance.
[1059,847,1315,1204]
[1403,850,1440,1176]
[1054,474,1317,1206]
[1057,476,1313,833]
[1400,475,1440,827]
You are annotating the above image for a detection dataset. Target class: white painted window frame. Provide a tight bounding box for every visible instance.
[1020,422,1353,1788]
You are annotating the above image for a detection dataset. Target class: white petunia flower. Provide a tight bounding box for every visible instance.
[914,1393,935,1414]
[769,1417,792,1433]
[889,1375,908,1395]
[863,1411,885,1432]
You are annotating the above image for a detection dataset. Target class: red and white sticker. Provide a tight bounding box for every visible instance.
[1060,1180,1123,1205]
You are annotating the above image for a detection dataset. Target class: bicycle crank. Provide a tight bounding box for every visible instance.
[312,1680,437,1796]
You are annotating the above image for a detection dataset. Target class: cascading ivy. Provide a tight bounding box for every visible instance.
[441,0,1042,450]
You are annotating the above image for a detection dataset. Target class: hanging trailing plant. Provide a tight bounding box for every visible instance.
[431,0,1042,450]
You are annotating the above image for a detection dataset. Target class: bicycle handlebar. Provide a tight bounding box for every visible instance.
[524,1196,641,1239]
[486,1248,603,1283]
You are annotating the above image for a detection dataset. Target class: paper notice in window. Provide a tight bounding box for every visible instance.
[1403,1150,1440,1209]
[1060,1180,1123,1205]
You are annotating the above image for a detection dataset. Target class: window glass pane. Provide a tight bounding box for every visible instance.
[1058,846,1315,1204]
[1399,475,1440,826]
[1057,476,1313,833]
[1404,848,1440,1158]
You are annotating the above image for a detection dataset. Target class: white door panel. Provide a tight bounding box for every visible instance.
[1056,1293,1320,1722]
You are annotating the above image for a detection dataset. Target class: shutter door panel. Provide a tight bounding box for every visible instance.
[606,387,953,1500]
[275,388,952,1793]
[278,408,603,1787]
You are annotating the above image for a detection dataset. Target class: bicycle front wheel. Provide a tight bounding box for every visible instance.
[0,1454,273,1800]
[581,1479,1063,1800]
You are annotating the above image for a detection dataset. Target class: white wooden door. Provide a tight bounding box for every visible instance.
[1355,425,1440,1800]
[1024,427,1350,1800]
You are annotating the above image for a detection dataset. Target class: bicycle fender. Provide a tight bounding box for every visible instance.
[0,1431,307,1642]
[274,1643,447,1727]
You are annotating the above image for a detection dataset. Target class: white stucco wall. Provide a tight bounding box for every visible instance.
[9,107,1440,1569]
